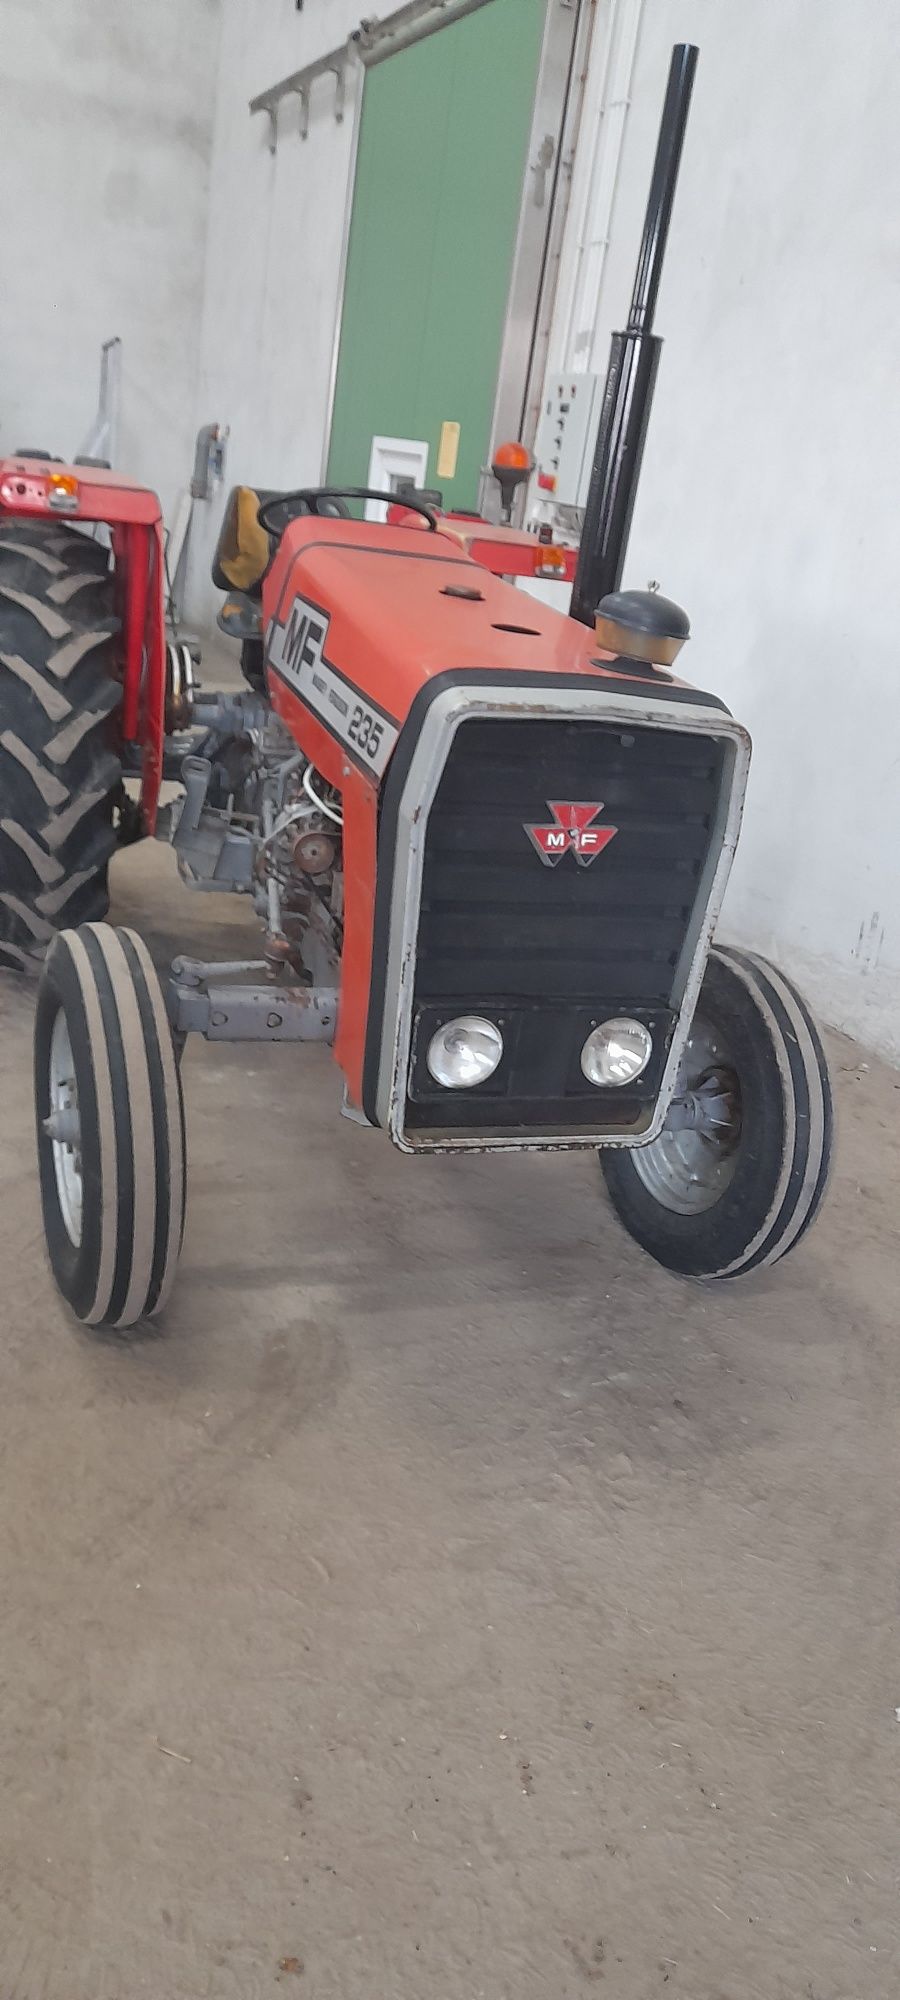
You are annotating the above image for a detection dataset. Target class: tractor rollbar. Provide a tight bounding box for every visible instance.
[569,42,699,628]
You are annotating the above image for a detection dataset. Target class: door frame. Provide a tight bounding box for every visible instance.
[321,54,367,480]
[320,0,583,485]
[485,0,586,485]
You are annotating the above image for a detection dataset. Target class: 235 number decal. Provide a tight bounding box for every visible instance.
[348,703,384,761]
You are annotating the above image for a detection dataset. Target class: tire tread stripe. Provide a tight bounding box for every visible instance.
[0,538,66,574]
[58,930,120,1324]
[702,946,798,1276]
[37,863,105,918]
[1,939,43,974]
[712,948,815,1273]
[0,651,71,721]
[119,929,185,1316]
[47,628,113,681]
[85,926,158,1328]
[720,948,829,1269]
[45,781,111,851]
[0,728,69,807]
[117,930,171,1317]
[120,928,186,1290]
[763,961,835,1250]
[8,528,79,555]
[1,891,54,941]
[46,691,119,764]
[0,819,64,883]
[0,582,71,638]
[47,572,105,605]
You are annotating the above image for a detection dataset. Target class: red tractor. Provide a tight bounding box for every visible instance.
[0,47,832,1329]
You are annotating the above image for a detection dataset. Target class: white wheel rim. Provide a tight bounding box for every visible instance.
[633,1013,742,1215]
[46,1009,83,1247]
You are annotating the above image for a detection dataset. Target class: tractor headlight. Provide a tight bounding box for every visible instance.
[581,1018,652,1088]
[427,1016,503,1090]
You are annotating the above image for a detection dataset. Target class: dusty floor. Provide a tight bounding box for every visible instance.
[0,839,898,2000]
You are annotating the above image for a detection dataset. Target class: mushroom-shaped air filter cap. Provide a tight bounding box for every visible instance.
[595,589,690,667]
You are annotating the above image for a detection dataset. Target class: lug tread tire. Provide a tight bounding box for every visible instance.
[600,944,833,1279]
[0,522,122,975]
[34,923,186,1328]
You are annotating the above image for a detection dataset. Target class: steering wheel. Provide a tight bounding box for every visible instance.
[256,486,439,536]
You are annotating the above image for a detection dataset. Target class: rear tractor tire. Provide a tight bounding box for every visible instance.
[0,520,123,974]
[34,923,186,1329]
[601,946,833,1278]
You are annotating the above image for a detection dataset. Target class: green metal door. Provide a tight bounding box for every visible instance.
[327,0,546,512]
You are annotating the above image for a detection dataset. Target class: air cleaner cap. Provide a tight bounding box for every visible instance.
[595,588,690,667]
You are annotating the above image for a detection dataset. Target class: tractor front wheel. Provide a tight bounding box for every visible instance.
[35,923,186,1328]
[0,520,123,974]
[600,946,833,1278]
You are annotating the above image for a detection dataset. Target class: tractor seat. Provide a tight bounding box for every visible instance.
[211,485,281,599]
[211,484,352,598]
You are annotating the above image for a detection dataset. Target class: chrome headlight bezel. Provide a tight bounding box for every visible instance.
[581,1018,653,1089]
[426,1015,504,1090]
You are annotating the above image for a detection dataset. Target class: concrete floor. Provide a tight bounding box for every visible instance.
[0,838,898,2000]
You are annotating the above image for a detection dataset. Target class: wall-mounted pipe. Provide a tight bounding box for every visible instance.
[569,42,699,625]
[77,335,122,465]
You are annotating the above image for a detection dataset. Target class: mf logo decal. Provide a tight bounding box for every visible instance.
[524,801,618,868]
[266,591,399,778]
[280,597,328,681]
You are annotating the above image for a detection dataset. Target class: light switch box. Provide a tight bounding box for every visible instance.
[534,372,603,508]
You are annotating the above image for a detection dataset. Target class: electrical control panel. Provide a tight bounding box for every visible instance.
[533,372,603,509]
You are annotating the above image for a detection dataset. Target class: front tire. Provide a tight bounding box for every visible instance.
[35,923,186,1328]
[600,946,833,1278]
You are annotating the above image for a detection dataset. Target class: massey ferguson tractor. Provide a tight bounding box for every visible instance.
[0,47,832,1329]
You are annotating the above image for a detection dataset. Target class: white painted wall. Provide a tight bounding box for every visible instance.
[184,0,365,630]
[538,0,900,1058]
[0,0,220,526]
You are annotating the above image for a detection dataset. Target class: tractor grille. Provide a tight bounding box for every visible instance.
[416,717,726,1003]
[405,715,728,1134]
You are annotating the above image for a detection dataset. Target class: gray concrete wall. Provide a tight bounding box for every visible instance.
[539,0,900,1059]
[184,0,364,630]
[0,0,220,523]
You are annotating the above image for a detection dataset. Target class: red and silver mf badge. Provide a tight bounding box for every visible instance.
[524,801,618,868]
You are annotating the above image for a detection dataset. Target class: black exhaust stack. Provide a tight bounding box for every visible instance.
[569,43,699,630]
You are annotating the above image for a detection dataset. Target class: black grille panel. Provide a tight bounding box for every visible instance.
[414,717,727,1009]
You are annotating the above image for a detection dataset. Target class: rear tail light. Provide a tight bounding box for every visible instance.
[533,544,567,580]
[48,473,79,512]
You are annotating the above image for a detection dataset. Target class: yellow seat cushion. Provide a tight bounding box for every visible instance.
[217,486,271,591]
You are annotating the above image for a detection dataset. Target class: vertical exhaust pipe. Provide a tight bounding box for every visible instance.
[569,43,699,628]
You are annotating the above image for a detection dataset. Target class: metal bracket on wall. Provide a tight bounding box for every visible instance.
[250,0,495,147]
[251,50,349,152]
[332,61,347,126]
[77,335,122,465]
